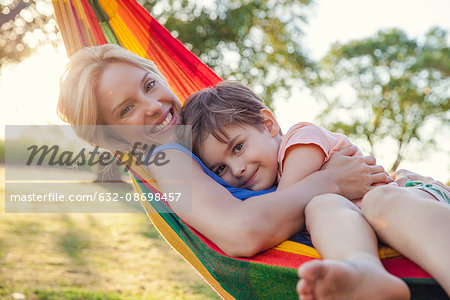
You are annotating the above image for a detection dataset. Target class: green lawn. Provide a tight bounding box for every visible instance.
[0,166,220,300]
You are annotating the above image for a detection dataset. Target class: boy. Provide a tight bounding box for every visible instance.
[182,81,449,200]
[182,81,449,299]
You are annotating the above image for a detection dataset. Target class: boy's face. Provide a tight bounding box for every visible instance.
[199,110,281,191]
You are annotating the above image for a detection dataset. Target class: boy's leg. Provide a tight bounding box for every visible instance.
[297,194,409,300]
[362,185,450,295]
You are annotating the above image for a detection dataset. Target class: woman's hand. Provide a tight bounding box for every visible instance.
[321,146,393,200]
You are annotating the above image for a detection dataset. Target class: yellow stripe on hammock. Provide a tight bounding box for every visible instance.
[274,240,401,260]
[131,168,235,300]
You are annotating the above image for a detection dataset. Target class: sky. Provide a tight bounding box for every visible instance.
[1,0,449,181]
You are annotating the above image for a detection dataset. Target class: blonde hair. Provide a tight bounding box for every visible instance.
[57,44,167,146]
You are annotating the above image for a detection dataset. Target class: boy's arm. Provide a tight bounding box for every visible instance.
[277,144,326,190]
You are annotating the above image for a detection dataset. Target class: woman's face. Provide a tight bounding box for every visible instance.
[96,62,182,145]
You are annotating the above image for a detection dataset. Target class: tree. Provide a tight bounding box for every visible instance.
[0,0,59,71]
[140,0,318,108]
[318,28,450,171]
[1,0,317,108]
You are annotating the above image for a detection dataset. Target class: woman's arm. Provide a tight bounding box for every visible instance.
[320,147,393,199]
[149,145,390,257]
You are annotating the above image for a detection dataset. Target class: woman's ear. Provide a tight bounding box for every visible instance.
[261,109,280,138]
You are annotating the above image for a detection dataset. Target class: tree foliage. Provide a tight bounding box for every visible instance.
[318,28,450,171]
[2,0,317,108]
[140,0,317,108]
[0,0,59,71]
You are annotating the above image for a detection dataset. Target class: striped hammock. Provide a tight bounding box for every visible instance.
[52,0,443,298]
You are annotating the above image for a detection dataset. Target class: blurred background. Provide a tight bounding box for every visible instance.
[0,0,449,299]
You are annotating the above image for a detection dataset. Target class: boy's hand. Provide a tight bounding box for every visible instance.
[321,146,393,200]
[392,169,449,192]
[392,169,431,186]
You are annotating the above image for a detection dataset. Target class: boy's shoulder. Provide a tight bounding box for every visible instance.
[282,122,352,150]
[284,122,326,137]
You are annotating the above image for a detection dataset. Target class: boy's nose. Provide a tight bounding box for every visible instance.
[231,161,246,178]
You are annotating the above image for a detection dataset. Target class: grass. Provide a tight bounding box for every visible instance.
[0,166,220,300]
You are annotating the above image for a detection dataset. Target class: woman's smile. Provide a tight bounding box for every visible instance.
[148,107,177,134]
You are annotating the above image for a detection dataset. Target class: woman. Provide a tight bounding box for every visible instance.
[57,44,391,257]
[59,44,450,298]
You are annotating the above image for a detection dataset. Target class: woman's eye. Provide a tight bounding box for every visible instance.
[214,165,226,177]
[233,143,243,153]
[120,105,134,117]
[145,80,156,93]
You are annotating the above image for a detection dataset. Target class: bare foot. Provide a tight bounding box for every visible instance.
[297,255,410,300]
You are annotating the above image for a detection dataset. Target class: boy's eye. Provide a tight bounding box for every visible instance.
[233,143,243,153]
[120,104,134,117]
[145,80,156,93]
[214,165,226,177]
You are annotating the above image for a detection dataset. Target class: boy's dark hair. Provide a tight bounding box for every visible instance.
[182,81,268,155]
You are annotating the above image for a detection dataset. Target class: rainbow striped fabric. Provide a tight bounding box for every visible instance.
[52,1,442,298]
[129,162,439,299]
[52,0,221,102]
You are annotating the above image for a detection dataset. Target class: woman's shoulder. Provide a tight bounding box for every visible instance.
[146,143,276,201]
[146,142,226,185]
